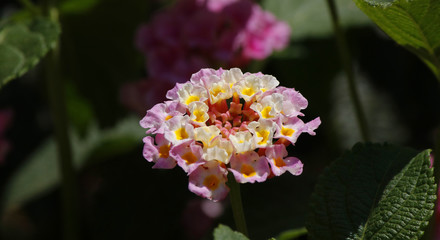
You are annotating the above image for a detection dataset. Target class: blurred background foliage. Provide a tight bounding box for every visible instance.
[0,0,439,239]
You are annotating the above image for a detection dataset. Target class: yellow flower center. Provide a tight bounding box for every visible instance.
[193,110,205,122]
[261,106,273,118]
[185,95,200,105]
[182,152,198,164]
[281,126,295,137]
[273,157,286,168]
[210,86,224,97]
[241,87,255,96]
[257,130,270,145]
[158,144,170,158]
[203,175,220,190]
[175,127,189,140]
[241,164,256,177]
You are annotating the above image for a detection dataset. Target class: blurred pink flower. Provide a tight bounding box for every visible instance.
[0,109,13,165]
[120,78,176,113]
[181,198,225,240]
[122,0,290,114]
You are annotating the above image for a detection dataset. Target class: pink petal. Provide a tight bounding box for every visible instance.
[265,144,303,176]
[229,151,270,183]
[152,157,177,169]
[304,117,321,136]
[188,161,229,201]
[170,140,205,173]
[142,136,158,162]
[274,116,320,145]
[143,135,176,169]
[166,83,184,100]
[139,99,186,134]
[190,68,221,86]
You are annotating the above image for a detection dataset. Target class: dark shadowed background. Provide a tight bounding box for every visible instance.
[0,0,439,239]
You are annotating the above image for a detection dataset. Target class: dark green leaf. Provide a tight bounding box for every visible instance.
[0,44,25,82]
[213,224,249,240]
[277,227,308,240]
[28,18,61,50]
[352,0,440,80]
[65,81,94,135]
[0,18,60,88]
[306,143,436,239]
[59,0,101,14]
[0,25,46,75]
[262,0,372,40]
[1,116,144,211]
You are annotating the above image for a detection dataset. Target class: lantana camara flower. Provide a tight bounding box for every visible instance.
[140,68,320,201]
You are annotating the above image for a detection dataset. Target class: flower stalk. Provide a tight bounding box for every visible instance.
[45,7,79,240]
[227,173,249,236]
[46,44,79,240]
[325,0,371,142]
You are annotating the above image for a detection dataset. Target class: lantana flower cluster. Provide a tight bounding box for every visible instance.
[141,68,320,201]
[122,0,290,113]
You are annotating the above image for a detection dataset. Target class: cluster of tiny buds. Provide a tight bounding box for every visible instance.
[141,68,320,201]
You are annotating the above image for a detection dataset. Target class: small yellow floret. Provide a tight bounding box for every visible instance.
[165,115,173,121]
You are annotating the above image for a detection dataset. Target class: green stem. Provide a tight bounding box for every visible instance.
[43,2,78,239]
[45,24,79,240]
[227,174,249,237]
[325,0,371,142]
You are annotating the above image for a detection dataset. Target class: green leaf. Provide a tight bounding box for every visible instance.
[213,224,249,240]
[352,0,440,80]
[28,18,61,50]
[1,116,145,211]
[276,227,308,240]
[0,25,46,74]
[0,18,60,88]
[59,0,101,14]
[262,0,372,40]
[0,44,25,82]
[65,81,94,135]
[306,143,436,240]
